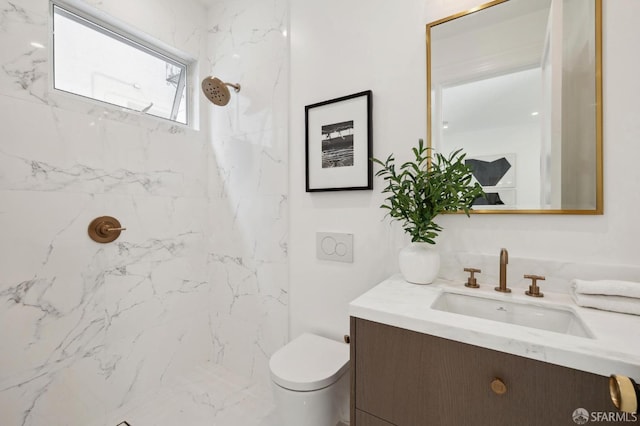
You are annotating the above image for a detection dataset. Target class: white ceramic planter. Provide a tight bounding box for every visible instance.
[398,242,440,284]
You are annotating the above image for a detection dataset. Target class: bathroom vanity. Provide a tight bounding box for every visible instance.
[349,276,640,425]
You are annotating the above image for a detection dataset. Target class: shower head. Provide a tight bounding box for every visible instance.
[201,76,241,106]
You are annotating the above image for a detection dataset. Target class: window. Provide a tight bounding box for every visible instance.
[52,3,189,125]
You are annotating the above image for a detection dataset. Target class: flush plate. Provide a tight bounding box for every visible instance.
[316,232,353,263]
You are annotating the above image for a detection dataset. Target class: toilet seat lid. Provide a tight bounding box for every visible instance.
[269,333,350,391]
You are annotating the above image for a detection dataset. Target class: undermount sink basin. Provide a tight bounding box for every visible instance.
[431,292,593,338]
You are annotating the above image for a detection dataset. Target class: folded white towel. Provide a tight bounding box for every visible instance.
[571,279,640,299]
[571,292,640,316]
[570,279,640,316]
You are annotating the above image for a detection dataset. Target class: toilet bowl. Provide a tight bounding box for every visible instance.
[269,333,350,426]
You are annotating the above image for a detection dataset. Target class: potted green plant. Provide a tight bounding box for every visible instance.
[372,139,484,284]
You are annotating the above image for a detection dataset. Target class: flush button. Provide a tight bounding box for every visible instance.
[316,232,353,263]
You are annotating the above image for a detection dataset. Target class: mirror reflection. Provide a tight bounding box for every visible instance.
[427,0,602,213]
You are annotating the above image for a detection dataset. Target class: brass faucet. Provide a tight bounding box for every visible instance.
[495,248,511,293]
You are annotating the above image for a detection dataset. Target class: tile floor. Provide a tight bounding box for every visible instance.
[104,363,280,426]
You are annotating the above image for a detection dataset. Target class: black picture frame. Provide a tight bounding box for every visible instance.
[305,90,373,192]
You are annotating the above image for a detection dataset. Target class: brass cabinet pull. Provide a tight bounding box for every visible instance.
[491,378,507,395]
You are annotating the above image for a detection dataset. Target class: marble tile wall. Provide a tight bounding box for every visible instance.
[203,0,290,385]
[0,0,289,425]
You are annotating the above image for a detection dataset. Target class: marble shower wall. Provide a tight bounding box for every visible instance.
[204,0,290,384]
[0,0,289,425]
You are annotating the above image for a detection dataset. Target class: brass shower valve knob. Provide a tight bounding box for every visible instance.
[88,216,126,243]
[464,267,481,288]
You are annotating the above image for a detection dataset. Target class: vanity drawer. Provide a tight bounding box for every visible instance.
[355,409,395,426]
[352,318,626,426]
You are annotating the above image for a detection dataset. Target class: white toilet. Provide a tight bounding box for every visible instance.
[269,333,350,426]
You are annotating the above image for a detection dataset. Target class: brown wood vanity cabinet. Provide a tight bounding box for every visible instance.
[350,318,636,426]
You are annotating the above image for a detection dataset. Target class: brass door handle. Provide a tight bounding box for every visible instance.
[491,378,507,395]
[610,375,639,413]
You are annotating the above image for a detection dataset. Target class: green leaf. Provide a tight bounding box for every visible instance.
[372,139,485,244]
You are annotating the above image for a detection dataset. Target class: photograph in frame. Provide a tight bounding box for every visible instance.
[305,90,372,192]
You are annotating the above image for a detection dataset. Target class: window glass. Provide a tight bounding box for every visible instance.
[52,4,188,124]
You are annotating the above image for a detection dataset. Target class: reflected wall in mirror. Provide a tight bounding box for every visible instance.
[427,0,602,214]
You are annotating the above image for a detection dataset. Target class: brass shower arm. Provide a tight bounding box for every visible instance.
[225,82,241,92]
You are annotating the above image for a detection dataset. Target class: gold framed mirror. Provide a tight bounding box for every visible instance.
[426,0,603,214]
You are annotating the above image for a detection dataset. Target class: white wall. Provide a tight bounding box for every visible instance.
[289,0,640,341]
[289,0,427,341]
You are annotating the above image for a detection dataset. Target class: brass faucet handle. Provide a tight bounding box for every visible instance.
[524,274,545,297]
[464,267,481,288]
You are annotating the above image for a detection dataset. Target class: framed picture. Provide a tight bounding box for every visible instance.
[305,90,373,192]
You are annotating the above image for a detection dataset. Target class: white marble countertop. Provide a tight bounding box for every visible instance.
[349,275,640,378]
